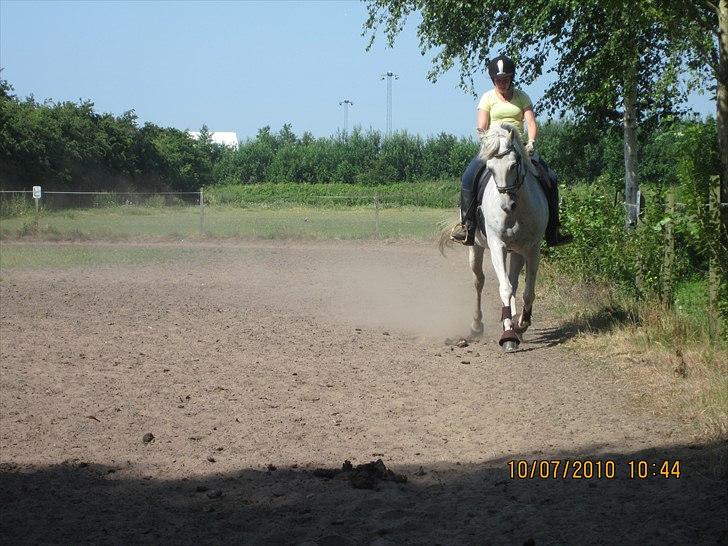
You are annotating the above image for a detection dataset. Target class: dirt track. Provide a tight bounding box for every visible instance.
[1,240,726,545]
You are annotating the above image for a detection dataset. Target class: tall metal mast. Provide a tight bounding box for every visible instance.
[380,72,399,136]
[339,99,354,136]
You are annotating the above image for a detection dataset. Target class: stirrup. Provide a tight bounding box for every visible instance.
[450,223,468,242]
[451,223,476,246]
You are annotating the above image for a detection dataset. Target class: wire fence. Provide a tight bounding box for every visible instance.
[2,185,724,321]
[0,190,455,241]
[0,190,202,210]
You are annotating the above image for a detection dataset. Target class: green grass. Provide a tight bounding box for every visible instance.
[0,205,454,241]
[674,278,710,321]
[537,260,727,439]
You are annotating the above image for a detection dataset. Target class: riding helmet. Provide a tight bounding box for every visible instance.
[488,55,516,80]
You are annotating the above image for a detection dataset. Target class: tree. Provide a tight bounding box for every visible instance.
[647,0,726,259]
[152,128,212,191]
[363,0,717,226]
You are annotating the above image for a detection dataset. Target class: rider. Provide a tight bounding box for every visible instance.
[450,55,573,247]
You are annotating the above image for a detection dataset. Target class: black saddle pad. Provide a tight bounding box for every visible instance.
[475,166,491,236]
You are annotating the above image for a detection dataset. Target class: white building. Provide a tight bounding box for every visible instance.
[188,131,239,149]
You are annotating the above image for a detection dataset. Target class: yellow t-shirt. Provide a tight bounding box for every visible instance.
[477,88,533,138]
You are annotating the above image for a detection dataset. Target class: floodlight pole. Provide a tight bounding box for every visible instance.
[380,72,399,137]
[339,99,354,136]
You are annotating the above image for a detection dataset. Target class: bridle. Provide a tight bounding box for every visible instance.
[492,145,525,195]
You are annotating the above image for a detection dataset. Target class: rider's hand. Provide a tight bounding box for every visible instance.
[525,140,536,156]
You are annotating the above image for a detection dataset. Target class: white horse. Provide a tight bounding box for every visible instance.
[458,124,548,352]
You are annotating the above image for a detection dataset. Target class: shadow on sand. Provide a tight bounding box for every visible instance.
[527,305,638,349]
[1,441,725,545]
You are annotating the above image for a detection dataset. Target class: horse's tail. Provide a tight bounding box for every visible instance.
[437,220,460,257]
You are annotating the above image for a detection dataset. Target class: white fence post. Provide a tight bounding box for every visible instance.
[32,185,41,234]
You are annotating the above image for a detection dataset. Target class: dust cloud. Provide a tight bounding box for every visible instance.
[229,240,496,340]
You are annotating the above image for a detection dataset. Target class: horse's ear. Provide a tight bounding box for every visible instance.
[506,128,513,146]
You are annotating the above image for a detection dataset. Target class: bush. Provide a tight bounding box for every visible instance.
[549,182,696,298]
[547,182,637,293]
[208,126,477,186]
[0,194,34,218]
[204,181,459,208]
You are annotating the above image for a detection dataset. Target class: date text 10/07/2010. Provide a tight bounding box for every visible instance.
[506,459,681,480]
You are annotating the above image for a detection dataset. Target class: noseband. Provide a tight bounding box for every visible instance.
[492,146,524,194]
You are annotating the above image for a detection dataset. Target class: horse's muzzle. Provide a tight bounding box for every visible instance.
[501,193,517,213]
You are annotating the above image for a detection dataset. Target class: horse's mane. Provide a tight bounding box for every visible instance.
[478,124,538,177]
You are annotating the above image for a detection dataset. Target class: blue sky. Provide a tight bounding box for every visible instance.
[0,0,716,140]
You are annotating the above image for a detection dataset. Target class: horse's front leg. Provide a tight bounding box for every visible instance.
[489,243,520,351]
[517,246,540,333]
[506,252,525,323]
[468,245,485,338]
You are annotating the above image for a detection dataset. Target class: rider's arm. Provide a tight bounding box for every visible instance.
[477,109,490,131]
[523,106,537,143]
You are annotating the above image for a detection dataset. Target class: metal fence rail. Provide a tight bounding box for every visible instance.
[0,190,202,210]
[0,190,453,240]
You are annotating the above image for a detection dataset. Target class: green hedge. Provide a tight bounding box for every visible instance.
[550,179,726,330]
[204,181,460,208]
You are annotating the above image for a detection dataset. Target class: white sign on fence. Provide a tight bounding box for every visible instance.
[32,186,42,199]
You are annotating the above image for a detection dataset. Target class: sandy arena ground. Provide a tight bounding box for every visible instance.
[1,240,726,545]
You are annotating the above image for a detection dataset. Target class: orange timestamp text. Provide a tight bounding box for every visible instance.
[507,459,681,480]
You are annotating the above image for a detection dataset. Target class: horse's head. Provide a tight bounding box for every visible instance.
[478,125,523,194]
[478,124,538,213]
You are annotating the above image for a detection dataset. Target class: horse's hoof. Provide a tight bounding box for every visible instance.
[499,329,520,352]
[469,326,484,339]
[512,314,530,334]
[514,321,531,334]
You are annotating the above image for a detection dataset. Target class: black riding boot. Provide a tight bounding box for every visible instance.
[459,187,478,246]
[451,157,486,246]
[544,182,573,247]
